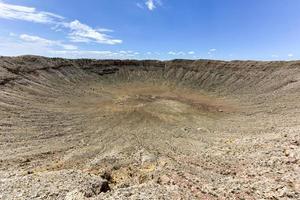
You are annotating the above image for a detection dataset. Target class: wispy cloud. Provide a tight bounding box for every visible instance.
[48,50,139,59]
[208,48,217,55]
[19,34,77,50]
[288,53,293,57]
[96,28,114,33]
[144,52,160,56]
[141,0,162,11]
[168,51,185,56]
[63,20,122,45]
[136,3,144,9]
[0,1,122,45]
[0,35,54,56]
[0,1,63,24]
[0,35,136,59]
[168,51,195,56]
[145,0,155,10]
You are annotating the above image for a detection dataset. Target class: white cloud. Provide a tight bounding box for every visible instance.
[288,53,293,57]
[208,48,217,55]
[136,3,144,9]
[0,35,137,59]
[118,50,139,55]
[144,51,161,56]
[168,51,196,56]
[0,1,63,24]
[19,34,77,50]
[0,2,122,45]
[96,28,114,33]
[48,50,139,59]
[144,0,162,11]
[63,20,122,45]
[168,51,185,56]
[9,32,16,37]
[0,36,53,56]
[145,0,155,10]
[271,54,279,58]
[0,33,138,59]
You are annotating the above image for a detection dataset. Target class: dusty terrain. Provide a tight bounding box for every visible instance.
[0,56,299,199]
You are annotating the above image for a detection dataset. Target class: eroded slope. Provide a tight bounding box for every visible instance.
[0,56,299,199]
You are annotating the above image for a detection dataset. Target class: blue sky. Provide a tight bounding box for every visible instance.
[0,0,299,60]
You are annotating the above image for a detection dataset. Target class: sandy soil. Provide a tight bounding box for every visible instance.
[0,56,299,199]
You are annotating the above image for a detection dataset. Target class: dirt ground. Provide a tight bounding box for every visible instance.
[0,56,299,199]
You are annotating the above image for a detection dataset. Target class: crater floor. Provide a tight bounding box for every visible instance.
[0,56,299,199]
